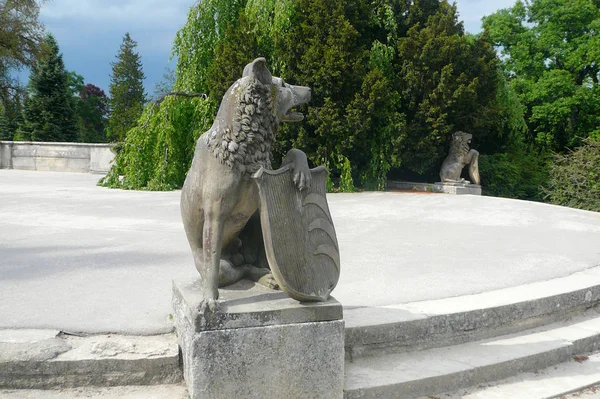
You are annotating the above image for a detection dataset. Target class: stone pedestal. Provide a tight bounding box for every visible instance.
[434,181,482,195]
[173,279,345,399]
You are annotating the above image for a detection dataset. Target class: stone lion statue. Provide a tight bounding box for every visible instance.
[180,58,312,313]
[439,131,481,185]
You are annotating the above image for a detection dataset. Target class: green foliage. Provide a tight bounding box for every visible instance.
[66,71,110,143]
[544,139,600,212]
[483,0,600,151]
[76,84,109,143]
[102,0,247,190]
[0,84,26,140]
[0,0,45,101]
[276,0,384,186]
[172,0,246,94]
[338,156,356,192]
[152,68,176,101]
[346,68,405,190]
[108,33,146,142]
[244,0,295,73]
[100,95,214,190]
[105,0,515,193]
[206,14,262,102]
[479,147,550,202]
[397,2,503,174]
[481,0,600,209]
[66,71,84,96]
[19,33,78,142]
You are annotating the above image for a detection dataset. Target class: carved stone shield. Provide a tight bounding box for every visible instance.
[253,166,340,302]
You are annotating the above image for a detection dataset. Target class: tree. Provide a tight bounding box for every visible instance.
[0,83,26,140]
[19,34,78,142]
[152,67,176,101]
[395,2,504,174]
[0,0,45,108]
[108,33,146,142]
[206,14,262,103]
[276,0,373,187]
[102,0,509,191]
[76,84,109,143]
[66,71,84,97]
[483,0,600,151]
[101,0,248,189]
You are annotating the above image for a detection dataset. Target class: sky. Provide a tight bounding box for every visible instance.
[27,0,517,96]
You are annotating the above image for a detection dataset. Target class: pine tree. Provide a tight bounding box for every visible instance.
[20,34,78,142]
[0,85,26,140]
[108,33,146,142]
[0,105,12,140]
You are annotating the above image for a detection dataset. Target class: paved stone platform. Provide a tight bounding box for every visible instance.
[1,169,599,335]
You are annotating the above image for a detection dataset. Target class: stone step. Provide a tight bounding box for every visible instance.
[0,330,181,389]
[343,310,600,399]
[344,266,600,360]
[425,350,600,399]
[0,384,189,399]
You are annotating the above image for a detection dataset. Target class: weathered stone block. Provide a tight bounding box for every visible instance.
[0,142,13,169]
[90,146,115,173]
[11,156,36,171]
[173,279,345,399]
[35,157,90,173]
[434,182,482,195]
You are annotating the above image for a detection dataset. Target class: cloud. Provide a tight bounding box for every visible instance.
[40,0,192,54]
[41,0,193,27]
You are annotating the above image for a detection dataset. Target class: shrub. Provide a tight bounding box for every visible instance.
[479,148,550,202]
[544,139,600,212]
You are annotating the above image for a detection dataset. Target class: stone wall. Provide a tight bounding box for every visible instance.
[0,141,115,174]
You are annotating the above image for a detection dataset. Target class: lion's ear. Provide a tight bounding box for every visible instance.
[243,58,272,85]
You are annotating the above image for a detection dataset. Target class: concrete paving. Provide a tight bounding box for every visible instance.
[1,169,600,335]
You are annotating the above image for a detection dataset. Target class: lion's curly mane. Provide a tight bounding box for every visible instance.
[449,131,471,160]
[207,78,279,175]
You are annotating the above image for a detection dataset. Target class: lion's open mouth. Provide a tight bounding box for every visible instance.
[281,111,304,122]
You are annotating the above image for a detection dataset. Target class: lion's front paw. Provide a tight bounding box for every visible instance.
[197,298,220,315]
[292,167,312,191]
[258,272,280,290]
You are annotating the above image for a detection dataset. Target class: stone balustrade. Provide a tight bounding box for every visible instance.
[0,141,115,174]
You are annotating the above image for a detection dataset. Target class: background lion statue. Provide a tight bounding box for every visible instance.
[439,131,481,185]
